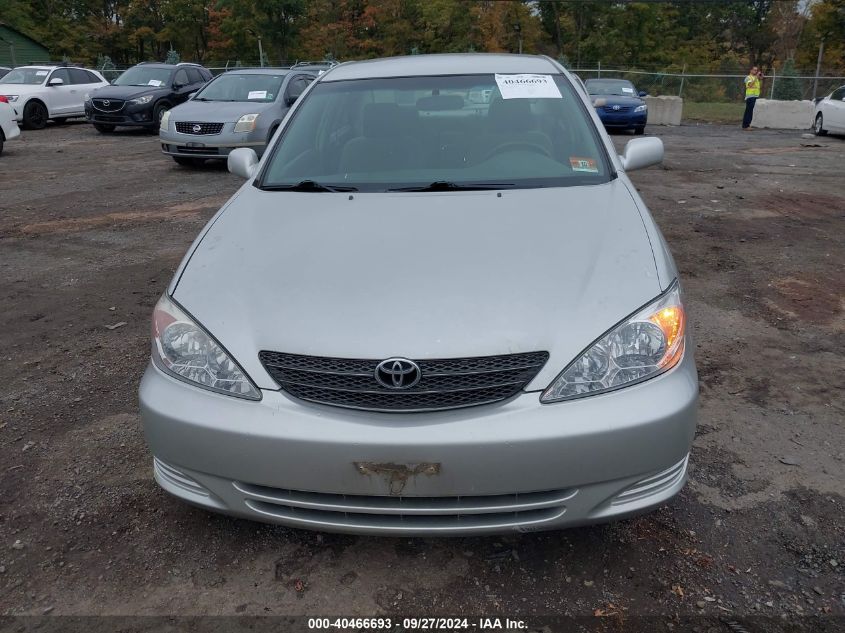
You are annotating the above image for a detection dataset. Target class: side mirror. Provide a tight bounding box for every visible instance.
[228,147,259,179]
[284,92,301,107]
[638,91,648,98]
[188,92,197,99]
[619,137,663,172]
[48,77,64,86]
[173,82,184,90]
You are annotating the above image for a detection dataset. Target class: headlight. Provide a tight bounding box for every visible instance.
[541,282,686,403]
[635,104,647,112]
[4,95,19,102]
[151,294,261,400]
[159,109,170,132]
[84,93,91,102]
[234,113,259,133]
[130,95,153,105]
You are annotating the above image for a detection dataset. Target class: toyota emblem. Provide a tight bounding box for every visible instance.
[374,358,421,390]
[102,100,110,106]
[192,124,202,133]
[612,104,621,110]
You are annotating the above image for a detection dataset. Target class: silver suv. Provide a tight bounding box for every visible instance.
[140,54,698,535]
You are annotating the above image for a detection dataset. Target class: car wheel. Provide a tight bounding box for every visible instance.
[173,156,204,167]
[93,123,116,133]
[634,126,645,135]
[813,113,827,136]
[154,103,170,127]
[23,101,48,130]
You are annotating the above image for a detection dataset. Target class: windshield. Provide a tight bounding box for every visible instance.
[113,66,172,88]
[259,73,610,192]
[195,72,285,102]
[585,79,638,97]
[0,68,50,85]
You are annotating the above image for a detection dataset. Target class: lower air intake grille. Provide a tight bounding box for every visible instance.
[258,351,550,413]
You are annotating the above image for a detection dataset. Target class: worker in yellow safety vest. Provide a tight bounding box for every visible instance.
[742,66,762,130]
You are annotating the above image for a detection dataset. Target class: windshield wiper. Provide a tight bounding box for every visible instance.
[388,181,516,192]
[260,180,358,193]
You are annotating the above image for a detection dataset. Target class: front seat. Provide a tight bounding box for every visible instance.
[338,103,418,174]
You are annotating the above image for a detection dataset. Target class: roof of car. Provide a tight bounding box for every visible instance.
[322,54,562,82]
[222,67,290,75]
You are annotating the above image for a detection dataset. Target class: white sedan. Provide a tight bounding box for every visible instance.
[814,85,845,136]
[0,97,21,155]
[0,65,108,129]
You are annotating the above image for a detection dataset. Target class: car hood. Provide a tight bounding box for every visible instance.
[173,181,663,391]
[0,83,48,96]
[170,99,277,122]
[90,85,168,100]
[590,95,645,107]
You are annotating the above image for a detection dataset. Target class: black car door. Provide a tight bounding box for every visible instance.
[171,68,193,105]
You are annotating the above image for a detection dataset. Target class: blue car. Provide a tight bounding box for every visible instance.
[585,78,648,134]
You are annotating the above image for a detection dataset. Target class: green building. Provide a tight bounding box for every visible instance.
[0,23,50,67]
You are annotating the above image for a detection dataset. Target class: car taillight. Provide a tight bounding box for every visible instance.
[0,96,8,103]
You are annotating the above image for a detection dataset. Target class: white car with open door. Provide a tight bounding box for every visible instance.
[0,96,21,155]
[0,65,108,129]
[814,85,845,136]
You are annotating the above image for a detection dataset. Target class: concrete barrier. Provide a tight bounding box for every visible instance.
[645,96,683,126]
[751,99,814,130]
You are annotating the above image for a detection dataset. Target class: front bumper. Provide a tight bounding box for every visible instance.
[85,102,157,128]
[140,352,698,535]
[597,111,648,129]
[160,125,266,159]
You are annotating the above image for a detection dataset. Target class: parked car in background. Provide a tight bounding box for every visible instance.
[85,62,212,133]
[585,78,648,134]
[160,66,319,166]
[140,53,697,536]
[0,67,11,80]
[0,65,108,129]
[0,96,21,154]
[813,85,845,136]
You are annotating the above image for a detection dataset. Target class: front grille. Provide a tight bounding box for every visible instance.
[258,351,549,412]
[234,481,575,532]
[175,121,224,135]
[602,105,633,113]
[92,98,125,112]
[175,146,220,155]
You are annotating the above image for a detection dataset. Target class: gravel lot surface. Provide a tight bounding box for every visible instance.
[0,121,843,630]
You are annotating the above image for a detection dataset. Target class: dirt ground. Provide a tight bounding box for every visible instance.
[0,120,843,631]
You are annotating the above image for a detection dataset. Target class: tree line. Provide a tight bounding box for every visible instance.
[1,0,843,76]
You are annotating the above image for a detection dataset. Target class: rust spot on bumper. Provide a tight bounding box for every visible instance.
[353,462,441,495]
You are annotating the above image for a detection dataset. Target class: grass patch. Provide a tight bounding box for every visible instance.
[683,101,745,123]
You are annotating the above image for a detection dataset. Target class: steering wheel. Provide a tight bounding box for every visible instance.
[484,141,552,161]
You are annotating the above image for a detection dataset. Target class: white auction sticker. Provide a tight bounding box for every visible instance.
[494,74,562,100]
[622,87,634,94]
[36,70,49,76]
[247,90,267,100]
[147,79,163,86]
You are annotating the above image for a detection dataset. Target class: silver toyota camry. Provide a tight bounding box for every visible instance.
[140,54,698,535]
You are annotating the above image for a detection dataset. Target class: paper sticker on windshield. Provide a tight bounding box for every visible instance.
[36,70,49,76]
[570,157,598,173]
[622,87,634,94]
[147,79,163,87]
[247,90,267,100]
[494,74,562,100]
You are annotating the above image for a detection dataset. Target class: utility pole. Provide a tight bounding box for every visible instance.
[513,22,522,55]
[812,39,824,100]
[247,29,264,67]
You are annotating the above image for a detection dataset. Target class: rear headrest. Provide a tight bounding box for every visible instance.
[416,94,464,111]
[363,102,416,138]
[487,98,534,132]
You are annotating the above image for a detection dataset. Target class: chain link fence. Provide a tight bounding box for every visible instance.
[570,65,845,103]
